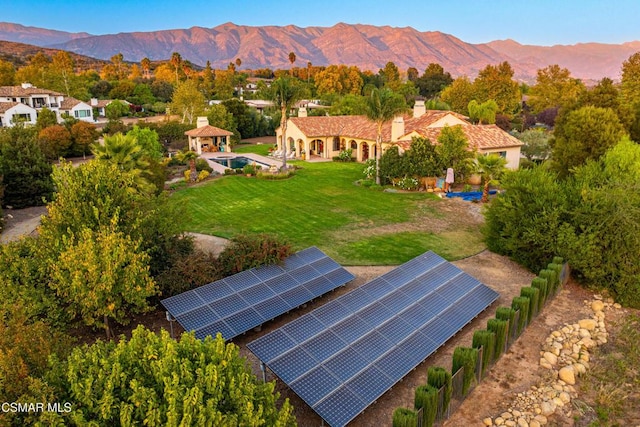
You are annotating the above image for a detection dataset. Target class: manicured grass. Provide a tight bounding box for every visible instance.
[234,143,272,156]
[170,157,485,265]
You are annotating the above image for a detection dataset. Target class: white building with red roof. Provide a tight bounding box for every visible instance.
[276,100,523,169]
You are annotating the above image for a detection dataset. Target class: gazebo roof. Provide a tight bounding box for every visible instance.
[185,125,233,137]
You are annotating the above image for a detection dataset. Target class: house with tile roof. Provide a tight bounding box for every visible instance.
[276,100,523,169]
[185,117,234,154]
[0,83,94,126]
[0,101,38,127]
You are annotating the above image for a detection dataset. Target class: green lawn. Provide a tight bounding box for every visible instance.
[169,157,485,265]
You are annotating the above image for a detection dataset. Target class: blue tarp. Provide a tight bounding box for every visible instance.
[445,190,498,201]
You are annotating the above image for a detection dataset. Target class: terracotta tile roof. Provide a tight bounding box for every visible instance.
[184,125,233,137]
[290,115,382,141]
[394,124,523,152]
[0,101,22,113]
[0,85,64,97]
[60,97,86,110]
[403,110,469,134]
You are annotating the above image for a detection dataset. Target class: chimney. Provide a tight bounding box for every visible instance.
[298,106,307,118]
[196,116,209,128]
[90,98,98,107]
[21,82,33,89]
[413,99,426,118]
[391,115,404,141]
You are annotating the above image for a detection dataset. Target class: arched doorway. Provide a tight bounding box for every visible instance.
[362,142,369,161]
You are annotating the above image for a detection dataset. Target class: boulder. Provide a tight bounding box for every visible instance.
[484,417,494,426]
[578,319,597,331]
[542,351,558,365]
[559,366,576,385]
[591,300,605,311]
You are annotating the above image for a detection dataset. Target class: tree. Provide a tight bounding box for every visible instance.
[473,61,521,116]
[0,59,15,86]
[483,166,570,271]
[620,52,640,108]
[105,100,130,120]
[0,126,53,208]
[314,65,364,96]
[416,63,453,99]
[170,52,182,83]
[270,76,303,169]
[551,106,626,177]
[516,128,551,161]
[467,99,498,124]
[474,153,508,203]
[140,57,151,79]
[38,124,72,159]
[435,125,475,182]
[92,133,155,192]
[51,51,75,96]
[365,87,407,185]
[69,121,99,158]
[42,326,296,426]
[126,125,163,159]
[528,65,585,114]
[35,107,58,131]
[405,136,439,177]
[288,51,296,73]
[440,76,475,114]
[207,103,240,144]
[50,219,157,338]
[170,80,206,124]
[380,61,401,91]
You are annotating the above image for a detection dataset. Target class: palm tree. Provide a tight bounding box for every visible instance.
[92,133,153,192]
[365,88,407,185]
[177,150,199,182]
[270,77,302,170]
[140,57,151,79]
[474,153,508,203]
[288,52,296,76]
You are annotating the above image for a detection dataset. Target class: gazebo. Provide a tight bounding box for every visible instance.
[185,117,234,154]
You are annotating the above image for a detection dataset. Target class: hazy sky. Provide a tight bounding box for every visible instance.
[3,0,639,46]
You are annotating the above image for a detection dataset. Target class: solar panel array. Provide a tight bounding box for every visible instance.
[248,251,499,427]
[161,247,355,341]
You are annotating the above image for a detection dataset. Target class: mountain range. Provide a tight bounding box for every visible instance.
[1,21,639,81]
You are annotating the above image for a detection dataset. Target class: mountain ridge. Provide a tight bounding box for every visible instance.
[1,21,638,81]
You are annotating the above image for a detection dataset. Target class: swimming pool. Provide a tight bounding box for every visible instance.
[211,156,269,169]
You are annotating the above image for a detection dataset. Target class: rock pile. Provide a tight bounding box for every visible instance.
[482,297,621,427]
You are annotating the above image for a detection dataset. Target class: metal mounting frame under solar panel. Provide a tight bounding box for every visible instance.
[161,246,355,341]
[247,251,499,427]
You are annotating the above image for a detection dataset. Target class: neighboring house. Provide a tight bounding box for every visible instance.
[60,97,94,122]
[0,101,38,127]
[185,117,234,154]
[276,100,523,169]
[90,98,132,117]
[0,82,94,126]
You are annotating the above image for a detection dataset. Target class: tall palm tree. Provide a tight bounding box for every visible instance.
[170,52,182,84]
[474,153,508,203]
[365,88,407,185]
[270,77,302,170]
[288,52,296,76]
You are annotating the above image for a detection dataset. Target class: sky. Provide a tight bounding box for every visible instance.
[2,0,639,46]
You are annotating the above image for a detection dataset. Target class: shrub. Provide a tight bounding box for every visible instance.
[216,234,292,277]
[257,169,296,180]
[452,346,478,396]
[396,176,420,191]
[196,170,210,182]
[531,277,548,308]
[154,250,221,298]
[243,163,257,176]
[487,318,508,359]
[520,287,540,321]
[224,168,236,175]
[195,158,213,172]
[512,296,530,335]
[472,330,495,376]
[392,407,418,427]
[414,384,438,427]
[335,149,354,162]
[548,262,563,287]
[362,158,376,180]
[183,169,191,182]
[427,366,452,415]
[540,269,558,296]
[496,306,517,341]
[553,256,564,265]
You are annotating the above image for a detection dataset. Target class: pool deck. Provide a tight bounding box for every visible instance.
[200,152,284,174]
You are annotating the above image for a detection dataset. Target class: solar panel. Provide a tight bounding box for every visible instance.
[161,247,354,341]
[248,251,499,427]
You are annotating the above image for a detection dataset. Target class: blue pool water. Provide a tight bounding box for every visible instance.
[211,156,269,169]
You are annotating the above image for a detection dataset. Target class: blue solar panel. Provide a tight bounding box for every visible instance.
[195,319,235,341]
[209,293,247,318]
[225,308,264,335]
[253,296,290,321]
[246,329,296,363]
[247,251,500,427]
[238,283,276,305]
[314,387,365,427]
[222,269,261,291]
[310,257,341,274]
[313,300,352,328]
[281,285,314,308]
[195,281,234,302]
[263,274,297,294]
[303,275,336,298]
[162,291,203,317]
[324,268,356,286]
[291,366,342,407]
[295,246,326,263]
[290,264,321,284]
[179,305,219,332]
[252,263,286,282]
